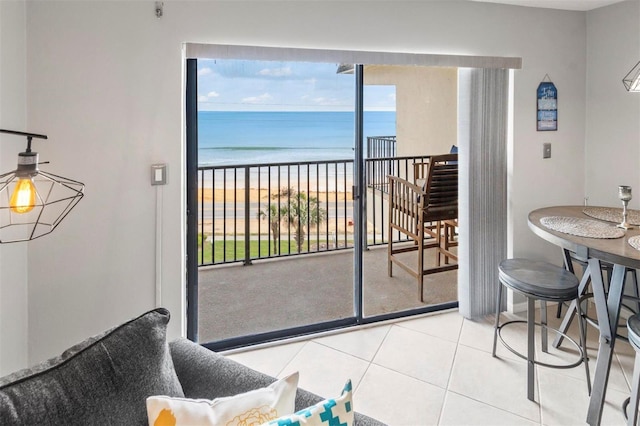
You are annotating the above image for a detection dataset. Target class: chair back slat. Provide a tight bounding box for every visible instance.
[423,154,458,222]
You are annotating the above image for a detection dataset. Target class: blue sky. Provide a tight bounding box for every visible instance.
[197,59,396,112]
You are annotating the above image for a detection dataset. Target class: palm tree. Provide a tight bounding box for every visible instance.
[259,187,326,254]
[278,187,326,252]
[257,203,281,255]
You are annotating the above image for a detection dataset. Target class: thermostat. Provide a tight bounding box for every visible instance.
[151,164,167,185]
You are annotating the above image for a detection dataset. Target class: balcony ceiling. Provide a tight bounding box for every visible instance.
[469,0,627,11]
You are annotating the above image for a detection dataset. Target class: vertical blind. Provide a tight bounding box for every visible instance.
[458,68,509,318]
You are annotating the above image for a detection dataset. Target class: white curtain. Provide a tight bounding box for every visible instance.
[458,68,509,318]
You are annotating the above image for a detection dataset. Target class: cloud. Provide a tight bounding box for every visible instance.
[257,67,292,77]
[198,67,212,76]
[242,93,273,104]
[311,96,346,107]
[198,91,221,103]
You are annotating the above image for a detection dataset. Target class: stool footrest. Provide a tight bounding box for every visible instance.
[497,319,585,370]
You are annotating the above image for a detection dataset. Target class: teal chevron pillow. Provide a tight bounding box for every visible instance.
[263,379,353,426]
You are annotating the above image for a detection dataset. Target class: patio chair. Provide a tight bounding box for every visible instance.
[388,153,458,302]
[412,152,459,252]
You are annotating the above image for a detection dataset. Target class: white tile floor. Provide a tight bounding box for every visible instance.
[225,308,637,425]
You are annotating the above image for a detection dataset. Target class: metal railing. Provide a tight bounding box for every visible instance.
[364,154,430,247]
[198,159,353,266]
[366,136,398,191]
[197,150,432,266]
[367,136,396,159]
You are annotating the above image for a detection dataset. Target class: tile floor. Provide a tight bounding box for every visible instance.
[226,307,638,425]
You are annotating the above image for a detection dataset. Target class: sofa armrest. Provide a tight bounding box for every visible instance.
[169,338,273,399]
[169,338,386,426]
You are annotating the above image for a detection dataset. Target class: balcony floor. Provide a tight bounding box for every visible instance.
[198,244,457,343]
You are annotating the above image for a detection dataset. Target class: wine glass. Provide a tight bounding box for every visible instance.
[617,185,633,229]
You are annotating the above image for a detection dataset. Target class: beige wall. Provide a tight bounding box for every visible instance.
[365,66,458,157]
[585,1,640,207]
[21,0,597,364]
[0,0,28,375]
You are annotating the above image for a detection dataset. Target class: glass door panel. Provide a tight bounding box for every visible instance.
[194,59,357,345]
[361,65,459,317]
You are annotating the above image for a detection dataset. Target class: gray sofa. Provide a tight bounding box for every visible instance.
[0,308,384,425]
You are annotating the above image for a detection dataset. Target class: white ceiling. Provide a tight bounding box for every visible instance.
[470,0,627,11]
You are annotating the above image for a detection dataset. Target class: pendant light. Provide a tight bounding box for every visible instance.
[0,129,84,243]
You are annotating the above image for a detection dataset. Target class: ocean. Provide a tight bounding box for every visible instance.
[198,111,396,166]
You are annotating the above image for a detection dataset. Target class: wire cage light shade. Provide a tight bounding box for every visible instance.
[623,61,640,92]
[0,129,84,243]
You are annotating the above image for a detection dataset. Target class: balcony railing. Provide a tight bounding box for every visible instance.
[198,159,353,266]
[367,136,396,159]
[363,154,430,246]
[197,141,432,266]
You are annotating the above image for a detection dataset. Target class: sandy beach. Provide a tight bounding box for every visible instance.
[198,187,353,203]
[199,187,355,236]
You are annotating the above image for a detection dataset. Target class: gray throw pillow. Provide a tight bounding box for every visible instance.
[0,308,184,425]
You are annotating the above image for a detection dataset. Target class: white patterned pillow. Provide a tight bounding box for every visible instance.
[146,372,298,426]
[262,379,353,426]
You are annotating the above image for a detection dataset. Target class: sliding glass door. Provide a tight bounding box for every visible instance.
[184,48,485,350]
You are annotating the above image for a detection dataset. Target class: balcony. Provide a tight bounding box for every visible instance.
[196,137,458,344]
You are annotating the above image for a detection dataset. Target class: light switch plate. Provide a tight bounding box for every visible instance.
[151,164,167,185]
[543,143,551,159]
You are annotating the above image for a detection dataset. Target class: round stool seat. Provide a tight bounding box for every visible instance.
[628,314,640,352]
[499,258,579,301]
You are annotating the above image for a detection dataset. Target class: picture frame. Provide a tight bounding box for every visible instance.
[537,77,557,131]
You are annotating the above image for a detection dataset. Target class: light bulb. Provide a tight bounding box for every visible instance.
[10,178,36,213]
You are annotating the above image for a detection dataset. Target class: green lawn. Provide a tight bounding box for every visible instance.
[198,237,303,264]
[197,234,358,265]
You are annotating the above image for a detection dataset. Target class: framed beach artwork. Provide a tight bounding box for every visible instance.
[537,76,557,131]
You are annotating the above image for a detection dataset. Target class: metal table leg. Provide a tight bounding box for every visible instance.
[587,260,626,426]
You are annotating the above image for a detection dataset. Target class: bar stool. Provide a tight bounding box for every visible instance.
[624,313,640,425]
[492,258,591,401]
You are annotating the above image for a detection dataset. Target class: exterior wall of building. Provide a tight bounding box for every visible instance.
[364,66,458,157]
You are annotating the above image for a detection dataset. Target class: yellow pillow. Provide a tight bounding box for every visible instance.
[146,372,298,426]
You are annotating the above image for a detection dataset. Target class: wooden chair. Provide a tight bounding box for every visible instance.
[388,154,458,302]
[412,160,439,241]
[412,158,459,259]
